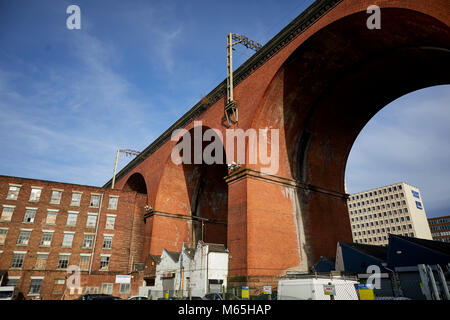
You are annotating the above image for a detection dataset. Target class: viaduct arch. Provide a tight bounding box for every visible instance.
[105,0,450,288]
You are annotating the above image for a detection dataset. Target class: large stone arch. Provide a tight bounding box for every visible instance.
[247,6,450,272]
[123,172,148,195]
[150,124,229,254]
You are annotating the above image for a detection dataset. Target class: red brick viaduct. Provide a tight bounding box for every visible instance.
[104,0,450,287]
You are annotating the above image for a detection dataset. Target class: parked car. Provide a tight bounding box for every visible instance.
[76,294,122,300]
[127,296,149,300]
[202,293,223,300]
[183,296,203,300]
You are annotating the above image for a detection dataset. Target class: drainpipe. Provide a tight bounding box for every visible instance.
[89,192,104,275]
[206,245,209,294]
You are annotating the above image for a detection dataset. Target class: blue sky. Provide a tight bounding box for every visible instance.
[0,0,448,218]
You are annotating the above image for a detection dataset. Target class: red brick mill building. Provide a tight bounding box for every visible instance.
[1,0,449,299]
[0,175,148,299]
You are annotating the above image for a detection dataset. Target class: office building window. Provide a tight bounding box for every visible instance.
[62,232,74,248]
[17,230,31,246]
[85,287,99,294]
[1,205,15,221]
[90,195,100,208]
[57,254,70,269]
[23,208,37,223]
[6,185,21,200]
[105,215,116,230]
[101,283,113,295]
[100,255,110,271]
[53,279,65,294]
[66,212,78,227]
[103,235,113,249]
[6,277,20,287]
[29,188,42,202]
[29,278,43,295]
[70,192,82,206]
[83,234,95,248]
[40,231,53,247]
[34,253,48,270]
[50,190,62,204]
[11,252,25,268]
[79,255,91,271]
[86,214,97,228]
[119,283,130,294]
[46,210,58,225]
[0,228,8,245]
[108,196,118,210]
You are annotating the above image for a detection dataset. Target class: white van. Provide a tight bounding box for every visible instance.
[0,286,19,300]
[277,277,359,300]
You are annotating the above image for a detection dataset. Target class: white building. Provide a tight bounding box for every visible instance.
[148,241,229,299]
[347,182,432,246]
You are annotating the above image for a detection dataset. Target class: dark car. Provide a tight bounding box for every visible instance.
[183,296,203,300]
[76,294,122,300]
[202,293,223,300]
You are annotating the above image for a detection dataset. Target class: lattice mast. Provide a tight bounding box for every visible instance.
[111,149,141,189]
[225,33,262,125]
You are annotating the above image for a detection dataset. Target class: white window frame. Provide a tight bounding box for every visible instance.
[61,232,75,248]
[29,187,43,202]
[40,230,54,247]
[50,189,63,205]
[1,205,15,221]
[34,252,49,270]
[0,228,8,245]
[105,214,116,230]
[6,276,20,287]
[45,209,59,225]
[23,207,38,223]
[66,211,79,227]
[101,283,114,295]
[6,184,21,200]
[102,234,113,249]
[28,277,44,295]
[119,283,131,294]
[70,191,82,207]
[17,229,32,246]
[99,254,111,271]
[11,251,26,269]
[90,194,101,208]
[86,213,98,228]
[57,253,71,269]
[79,253,91,271]
[82,233,95,249]
[107,196,119,210]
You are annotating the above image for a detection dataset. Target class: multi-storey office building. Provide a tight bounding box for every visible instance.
[0,175,147,300]
[428,215,450,243]
[347,182,432,246]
